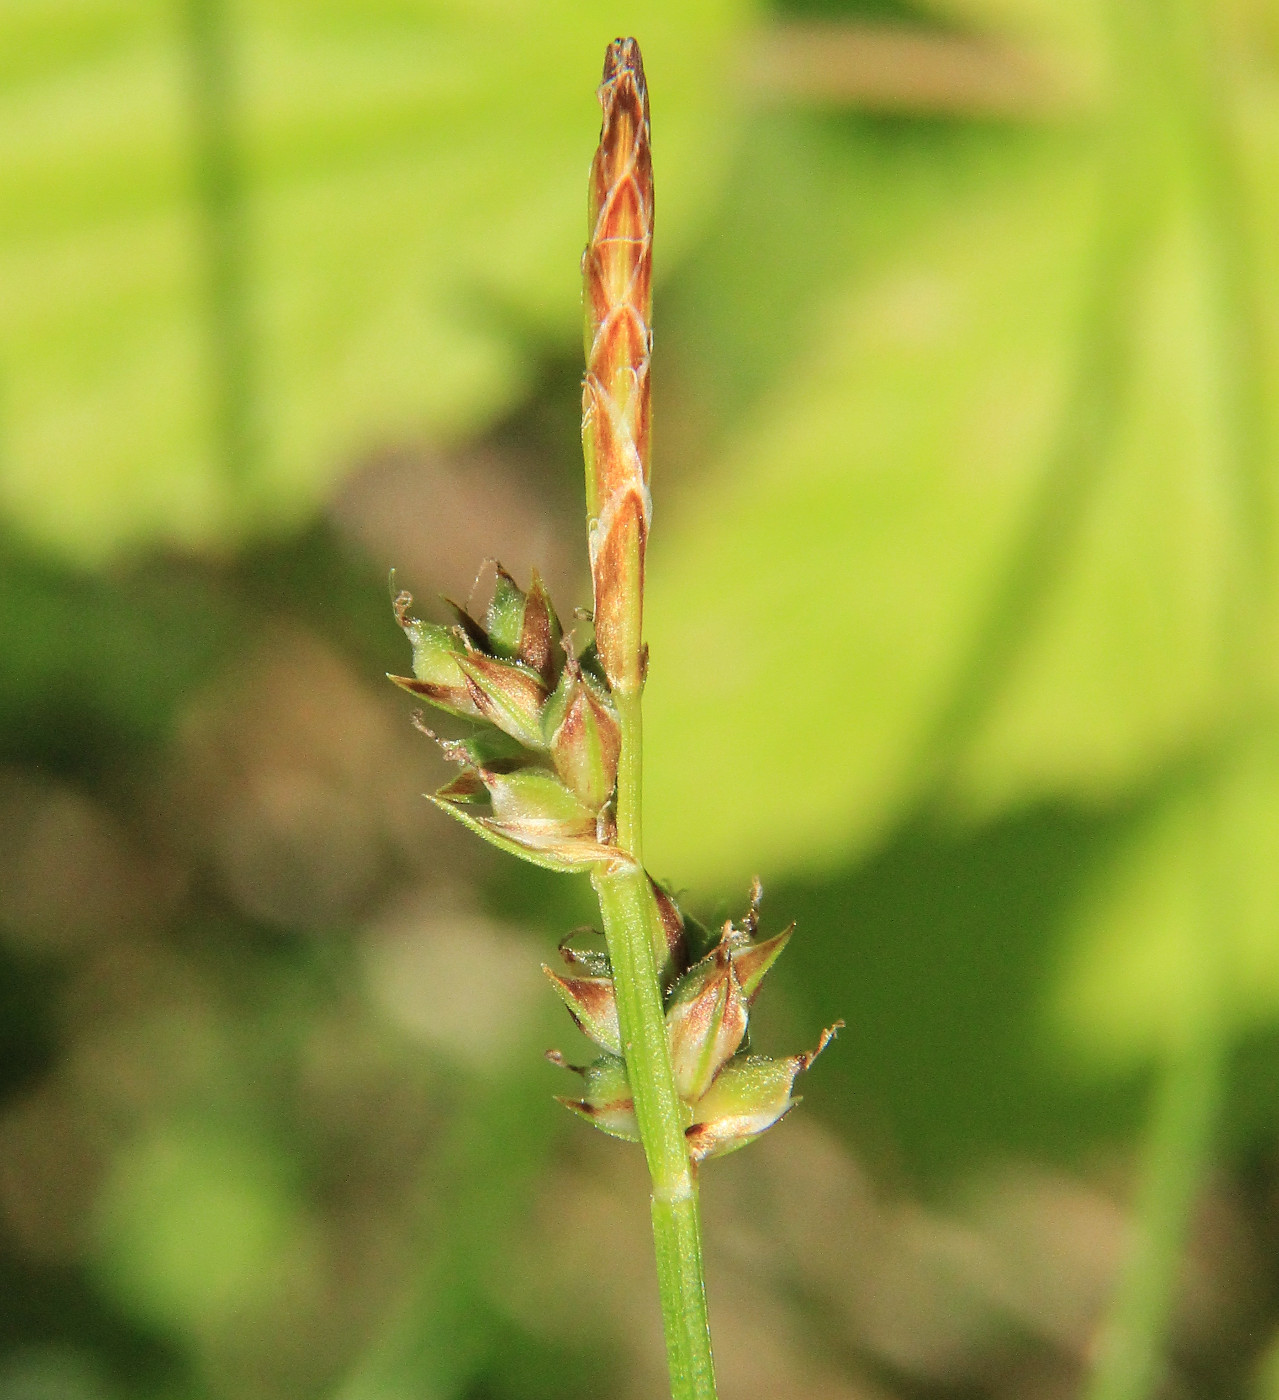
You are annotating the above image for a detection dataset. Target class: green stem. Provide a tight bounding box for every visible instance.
[1083,1037,1221,1400]
[593,689,718,1400]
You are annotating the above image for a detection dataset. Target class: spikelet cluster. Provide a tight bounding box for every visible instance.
[390,573,835,1160]
[390,570,626,873]
[548,881,839,1162]
[388,36,835,1167]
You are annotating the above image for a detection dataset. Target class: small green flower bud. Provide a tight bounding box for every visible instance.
[485,566,527,658]
[547,665,621,811]
[407,619,466,684]
[481,766,593,830]
[542,966,621,1055]
[684,1056,797,1162]
[454,729,528,768]
[457,653,549,750]
[389,589,482,717]
[665,942,748,1102]
[481,566,564,686]
[554,1053,639,1142]
[684,1024,841,1162]
[431,765,629,872]
[393,588,458,676]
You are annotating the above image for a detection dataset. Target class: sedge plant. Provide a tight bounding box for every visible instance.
[388,38,836,1400]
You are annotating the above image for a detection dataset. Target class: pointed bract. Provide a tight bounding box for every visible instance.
[519,571,562,684]
[406,621,466,684]
[389,589,482,717]
[435,768,486,803]
[387,671,481,719]
[445,600,490,652]
[651,883,689,975]
[430,766,628,872]
[557,934,612,979]
[429,792,628,873]
[555,1053,639,1142]
[731,925,793,1001]
[394,589,462,679]
[542,966,622,1055]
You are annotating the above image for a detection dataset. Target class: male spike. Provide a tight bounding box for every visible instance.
[582,37,653,695]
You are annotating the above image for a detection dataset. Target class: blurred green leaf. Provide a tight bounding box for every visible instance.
[953,111,1279,813]
[0,539,243,769]
[332,869,595,1400]
[645,7,1279,904]
[769,801,1139,1173]
[920,0,1106,62]
[0,0,754,560]
[1055,728,1279,1068]
[0,1348,114,1400]
[333,1033,573,1399]
[646,125,1098,888]
[93,1120,301,1335]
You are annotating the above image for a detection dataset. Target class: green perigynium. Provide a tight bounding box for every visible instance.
[546,888,832,1161]
[391,575,624,873]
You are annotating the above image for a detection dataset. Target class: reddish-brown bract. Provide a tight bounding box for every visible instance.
[582,37,653,694]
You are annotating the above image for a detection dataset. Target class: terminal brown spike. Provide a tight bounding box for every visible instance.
[582,37,653,694]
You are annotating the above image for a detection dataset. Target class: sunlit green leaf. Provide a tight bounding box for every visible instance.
[93,1120,301,1333]
[645,130,1098,888]
[1054,728,1279,1068]
[953,202,1279,815]
[645,12,1279,900]
[0,0,754,560]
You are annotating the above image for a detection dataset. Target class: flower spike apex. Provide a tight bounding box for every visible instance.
[582,37,653,694]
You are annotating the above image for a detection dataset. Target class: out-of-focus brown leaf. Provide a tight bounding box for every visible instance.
[0,1083,110,1264]
[359,888,546,1073]
[331,446,583,615]
[0,770,185,954]
[160,628,451,928]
